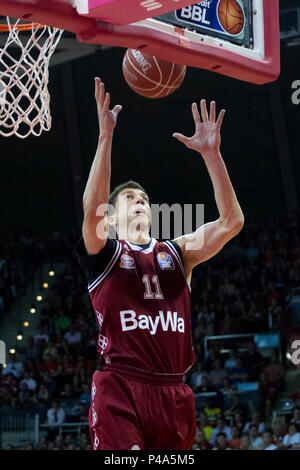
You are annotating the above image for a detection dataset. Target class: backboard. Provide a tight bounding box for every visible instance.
[0,0,280,84]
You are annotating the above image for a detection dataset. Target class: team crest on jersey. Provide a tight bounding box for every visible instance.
[120,253,135,269]
[157,252,174,270]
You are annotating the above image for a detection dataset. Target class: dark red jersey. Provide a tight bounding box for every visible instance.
[76,237,195,377]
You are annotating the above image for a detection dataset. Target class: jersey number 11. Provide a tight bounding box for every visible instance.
[142,274,164,300]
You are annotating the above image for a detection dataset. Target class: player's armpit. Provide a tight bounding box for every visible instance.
[175,217,244,272]
[82,210,109,255]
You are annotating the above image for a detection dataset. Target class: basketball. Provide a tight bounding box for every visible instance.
[217,0,245,36]
[122,49,186,99]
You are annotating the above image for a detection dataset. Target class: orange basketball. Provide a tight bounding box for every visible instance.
[122,49,186,99]
[217,0,245,36]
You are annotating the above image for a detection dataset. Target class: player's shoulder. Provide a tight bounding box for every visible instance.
[158,238,183,258]
[75,237,121,282]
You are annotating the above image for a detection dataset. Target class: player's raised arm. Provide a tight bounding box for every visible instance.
[173,100,244,279]
[82,78,122,255]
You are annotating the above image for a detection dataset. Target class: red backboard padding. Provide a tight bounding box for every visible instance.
[0,0,280,85]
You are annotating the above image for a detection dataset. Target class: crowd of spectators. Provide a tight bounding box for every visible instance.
[0,211,299,449]
[192,408,300,450]
[0,231,77,323]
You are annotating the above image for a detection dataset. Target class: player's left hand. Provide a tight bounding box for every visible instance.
[172,100,225,156]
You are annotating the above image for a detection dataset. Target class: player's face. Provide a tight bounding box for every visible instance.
[114,188,152,238]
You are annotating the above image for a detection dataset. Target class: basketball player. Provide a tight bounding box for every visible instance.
[76,77,244,450]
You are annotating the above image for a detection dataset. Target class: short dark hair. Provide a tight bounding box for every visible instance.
[108,180,147,208]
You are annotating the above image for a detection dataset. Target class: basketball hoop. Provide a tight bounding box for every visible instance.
[0,18,63,138]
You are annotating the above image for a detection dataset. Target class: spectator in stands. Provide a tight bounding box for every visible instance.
[227,426,241,449]
[224,348,237,371]
[228,357,248,385]
[194,428,213,450]
[209,359,228,390]
[204,397,222,419]
[197,376,214,393]
[16,336,39,363]
[194,317,210,343]
[249,424,264,450]
[64,325,82,354]
[198,411,214,442]
[233,411,246,434]
[38,436,49,450]
[38,384,50,406]
[80,433,90,450]
[64,433,74,449]
[34,325,49,348]
[79,383,91,406]
[272,416,287,448]
[46,400,66,440]
[40,353,59,377]
[19,371,37,392]
[56,354,76,392]
[242,341,265,381]
[59,383,74,399]
[282,423,300,449]
[54,435,64,450]
[210,416,232,445]
[243,410,265,434]
[78,401,89,422]
[1,353,24,379]
[39,370,56,398]
[52,327,69,357]
[239,433,252,450]
[204,347,220,372]
[55,309,72,331]
[190,362,208,393]
[263,350,286,393]
[1,372,18,404]
[224,394,247,418]
[262,430,278,450]
[23,358,39,377]
[221,377,235,394]
[74,355,94,374]
[259,372,275,419]
[18,381,37,406]
[42,341,58,361]
[213,432,232,450]
[47,400,65,426]
[73,367,90,396]
[290,406,300,428]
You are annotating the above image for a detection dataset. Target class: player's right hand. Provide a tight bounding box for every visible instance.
[95,77,122,135]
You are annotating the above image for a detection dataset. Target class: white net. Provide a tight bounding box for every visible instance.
[0,18,63,139]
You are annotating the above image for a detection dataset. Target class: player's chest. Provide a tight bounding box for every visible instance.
[105,249,183,301]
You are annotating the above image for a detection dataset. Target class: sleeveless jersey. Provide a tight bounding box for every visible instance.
[76,237,195,376]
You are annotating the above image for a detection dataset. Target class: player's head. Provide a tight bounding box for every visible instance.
[108,180,151,240]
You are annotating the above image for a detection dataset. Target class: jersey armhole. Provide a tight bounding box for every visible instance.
[164,240,191,292]
[75,237,121,289]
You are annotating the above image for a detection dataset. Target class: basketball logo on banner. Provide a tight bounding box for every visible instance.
[176,0,245,38]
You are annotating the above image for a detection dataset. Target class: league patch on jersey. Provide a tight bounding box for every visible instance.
[120,253,135,269]
[157,252,175,270]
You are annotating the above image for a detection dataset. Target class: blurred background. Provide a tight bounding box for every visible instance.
[0,0,300,451]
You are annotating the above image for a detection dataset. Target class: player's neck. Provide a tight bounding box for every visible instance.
[126,232,151,245]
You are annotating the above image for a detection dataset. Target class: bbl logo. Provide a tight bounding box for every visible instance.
[176,0,245,38]
[157,252,174,270]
